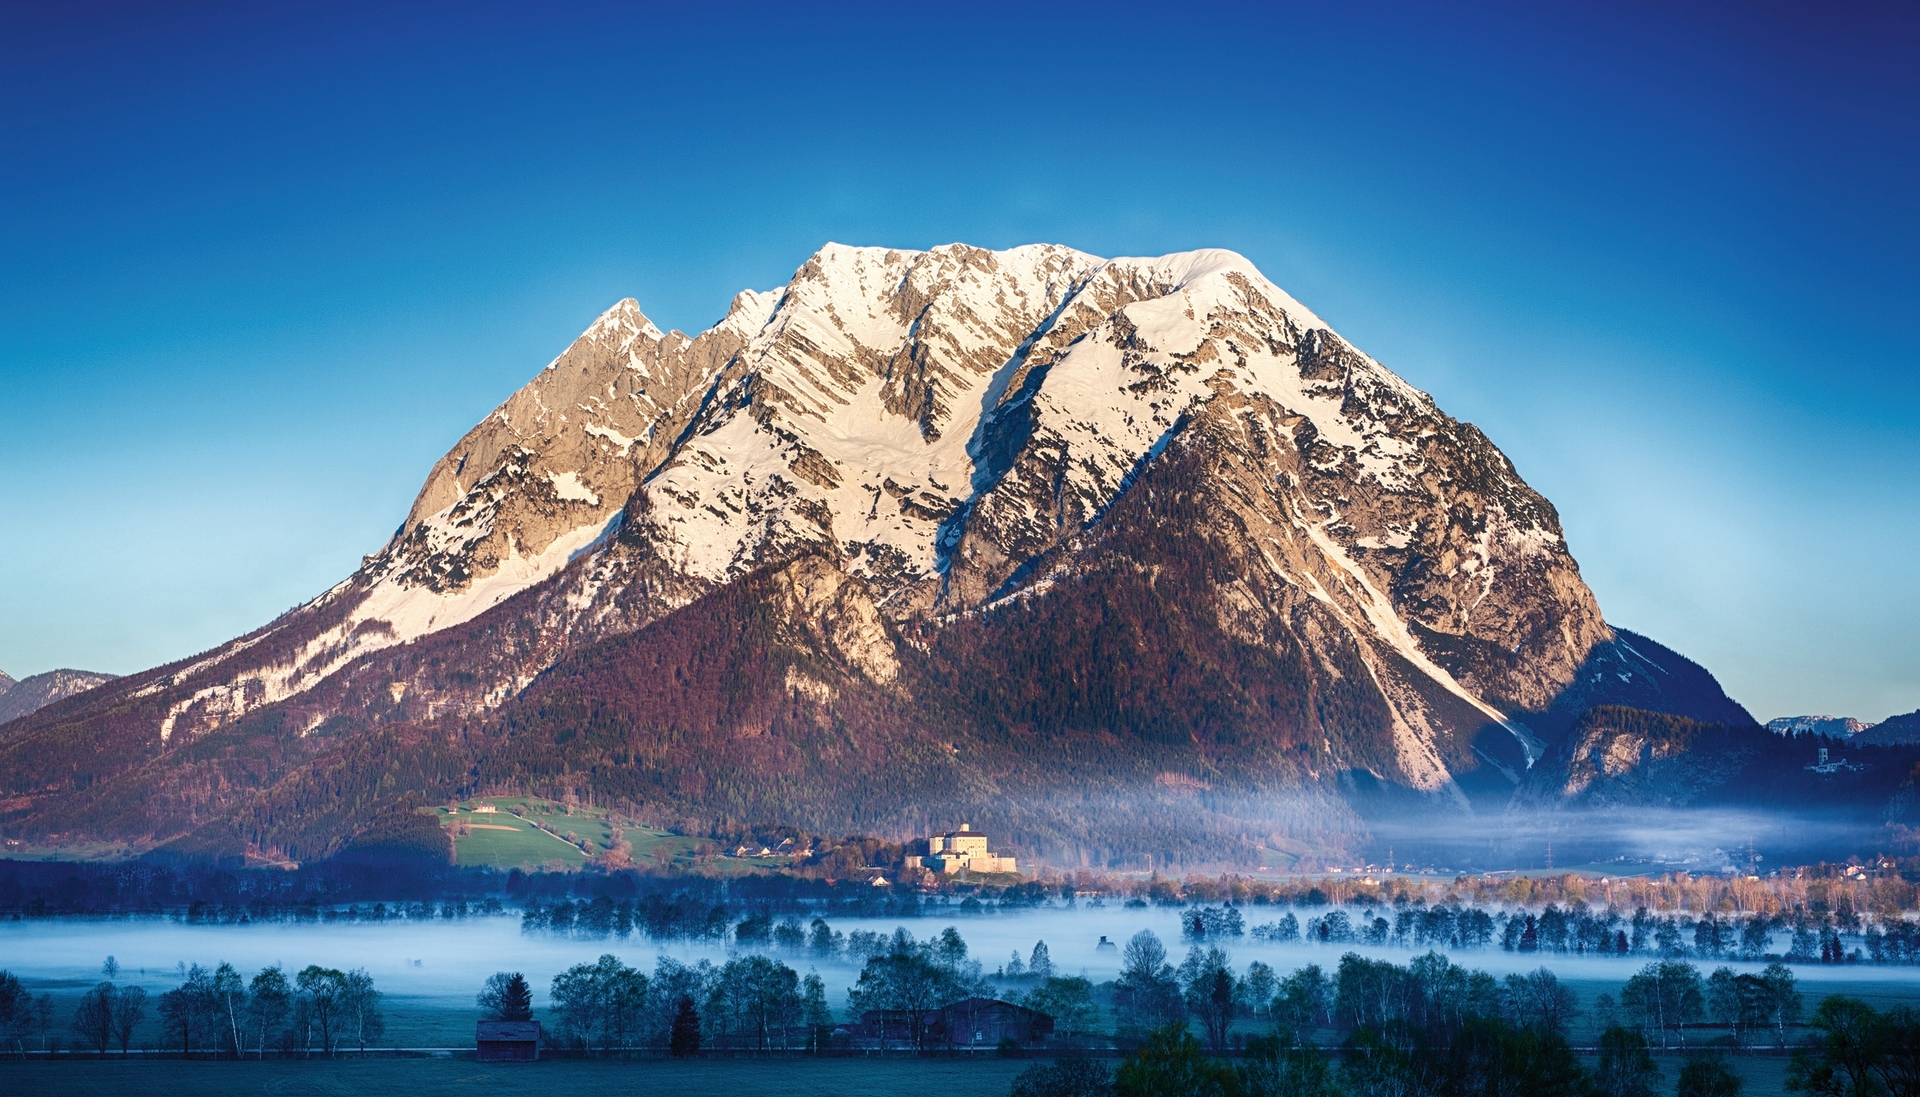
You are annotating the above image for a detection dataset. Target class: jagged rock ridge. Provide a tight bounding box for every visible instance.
[0,243,1759,864]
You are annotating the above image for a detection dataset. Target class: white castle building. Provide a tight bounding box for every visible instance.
[909,824,1017,875]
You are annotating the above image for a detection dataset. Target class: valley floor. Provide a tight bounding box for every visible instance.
[0,1051,1795,1097]
[0,1057,1031,1097]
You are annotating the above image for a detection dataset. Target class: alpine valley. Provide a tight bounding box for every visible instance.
[5,244,1915,870]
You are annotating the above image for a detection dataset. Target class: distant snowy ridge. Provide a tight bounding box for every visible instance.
[1765,715,1872,737]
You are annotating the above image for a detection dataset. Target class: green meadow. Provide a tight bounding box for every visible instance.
[0,1049,1812,1097]
[434,798,788,874]
[0,1057,1034,1097]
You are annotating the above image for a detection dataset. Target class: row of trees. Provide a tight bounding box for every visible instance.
[732,913,1018,984]
[1239,900,1920,964]
[533,896,1920,974]
[2,957,383,1058]
[0,970,53,1056]
[528,954,832,1053]
[522,925,1026,1054]
[520,894,734,939]
[1103,928,1821,1059]
[1112,932,1596,1055]
[1013,956,1912,1091]
[1008,989,1756,1097]
[1593,961,1803,1051]
[1022,992,1920,1097]
[1129,865,1920,924]
[498,922,1813,1057]
[0,859,486,920]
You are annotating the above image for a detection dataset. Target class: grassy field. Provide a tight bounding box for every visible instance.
[1,1056,1035,1096]
[0,1050,1810,1097]
[434,798,790,874]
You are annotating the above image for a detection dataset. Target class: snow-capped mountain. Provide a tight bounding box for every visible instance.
[0,243,1761,864]
[1765,715,1872,737]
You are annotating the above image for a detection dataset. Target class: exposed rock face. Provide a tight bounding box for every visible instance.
[391,292,772,593]
[0,668,118,729]
[0,243,1760,864]
[1523,706,1756,809]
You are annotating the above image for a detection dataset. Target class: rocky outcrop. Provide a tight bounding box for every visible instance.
[1521,706,1757,809]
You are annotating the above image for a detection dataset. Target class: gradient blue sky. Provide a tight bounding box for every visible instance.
[3,2,1915,721]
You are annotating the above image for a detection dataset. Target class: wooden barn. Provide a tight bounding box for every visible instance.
[940,997,1054,1049]
[850,997,1053,1051]
[476,1020,541,1061]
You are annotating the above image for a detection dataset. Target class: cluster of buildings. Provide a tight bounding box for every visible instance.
[732,836,802,858]
[906,824,1018,875]
[1806,747,1865,775]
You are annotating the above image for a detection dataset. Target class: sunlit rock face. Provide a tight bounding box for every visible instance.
[3,243,1754,865]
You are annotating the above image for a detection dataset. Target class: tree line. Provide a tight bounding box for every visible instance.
[495,953,833,1054]
[1228,898,1920,965]
[1109,926,1821,1056]
[0,956,382,1058]
[1008,946,1920,1097]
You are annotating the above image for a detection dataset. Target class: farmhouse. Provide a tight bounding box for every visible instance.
[909,824,1017,875]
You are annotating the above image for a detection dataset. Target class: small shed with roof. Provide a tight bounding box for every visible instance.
[476,1020,541,1061]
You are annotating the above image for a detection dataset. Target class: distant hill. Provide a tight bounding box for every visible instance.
[1511,705,1920,866]
[0,668,118,729]
[1858,709,1920,746]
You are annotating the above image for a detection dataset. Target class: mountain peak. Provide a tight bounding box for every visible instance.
[0,241,1784,865]
[561,297,663,358]
[114,244,1608,752]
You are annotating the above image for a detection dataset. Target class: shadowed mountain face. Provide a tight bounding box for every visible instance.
[1494,705,1920,869]
[1859,710,1920,746]
[0,243,1812,867]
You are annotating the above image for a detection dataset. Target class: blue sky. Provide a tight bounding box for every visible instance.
[3,1,1915,721]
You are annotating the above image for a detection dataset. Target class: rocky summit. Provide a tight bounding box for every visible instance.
[0,243,1803,867]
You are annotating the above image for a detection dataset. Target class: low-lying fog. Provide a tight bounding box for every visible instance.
[7,906,1917,1010]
